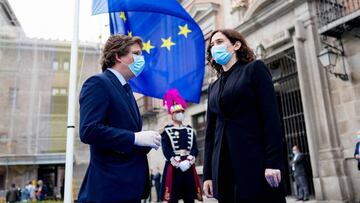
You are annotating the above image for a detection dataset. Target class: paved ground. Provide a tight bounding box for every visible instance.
[151,196,347,203]
[192,196,311,203]
[148,190,358,203]
[150,197,306,202]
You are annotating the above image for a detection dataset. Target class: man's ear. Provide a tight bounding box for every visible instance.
[115,53,122,63]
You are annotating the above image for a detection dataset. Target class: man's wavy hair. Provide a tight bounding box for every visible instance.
[101,34,143,72]
[206,29,255,76]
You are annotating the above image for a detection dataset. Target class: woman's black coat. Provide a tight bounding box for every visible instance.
[203,60,285,199]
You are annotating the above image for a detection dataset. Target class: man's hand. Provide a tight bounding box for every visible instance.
[265,168,281,187]
[134,131,161,149]
[356,154,359,160]
[179,160,191,172]
[203,180,213,198]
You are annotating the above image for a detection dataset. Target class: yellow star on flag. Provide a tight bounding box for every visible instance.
[120,12,126,22]
[143,40,155,54]
[178,24,192,38]
[127,31,132,37]
[161,37,176,51]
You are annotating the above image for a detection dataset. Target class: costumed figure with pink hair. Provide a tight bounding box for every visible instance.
[160,89,203,203]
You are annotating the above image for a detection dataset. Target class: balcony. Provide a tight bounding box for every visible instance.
[317,0,360,38]
[137,96,163,118]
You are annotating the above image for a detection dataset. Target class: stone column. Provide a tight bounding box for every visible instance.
[293,1,352,202]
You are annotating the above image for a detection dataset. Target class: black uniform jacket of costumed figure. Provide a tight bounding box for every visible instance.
[203,60,285,199]
[160,124,202,201]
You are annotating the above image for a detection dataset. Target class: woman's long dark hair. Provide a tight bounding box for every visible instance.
[206,29,255,75]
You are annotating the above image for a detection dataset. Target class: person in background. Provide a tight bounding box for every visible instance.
[160,89,202,203]
[25,181,36,201]
[21,183,30,202]
[354,130,360,171]
[153,167,162,202]
[290,145,309,201]
[36,180,48,201]
[6,183,20,203]
[203,29,286,203]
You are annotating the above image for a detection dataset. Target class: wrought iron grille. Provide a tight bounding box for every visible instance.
[265,49,315,196]
[317,0,360,27]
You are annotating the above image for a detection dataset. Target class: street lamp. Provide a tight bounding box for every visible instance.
[318,47,338,68]
[317,43,349,81]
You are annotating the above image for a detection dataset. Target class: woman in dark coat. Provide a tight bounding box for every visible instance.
[202,29,286,203]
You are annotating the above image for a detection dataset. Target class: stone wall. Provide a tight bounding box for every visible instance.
[328,33,360,201]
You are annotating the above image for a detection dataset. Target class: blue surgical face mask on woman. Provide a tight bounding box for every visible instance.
[211,44,233,65]
[357,134,360,141]
[123,54,146,77]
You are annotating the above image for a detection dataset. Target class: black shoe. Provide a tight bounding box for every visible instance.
[303,198,309,201]
[296,198,303,201]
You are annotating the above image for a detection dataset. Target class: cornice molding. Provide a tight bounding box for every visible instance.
[235,0,305,36]
[189,2,220,23]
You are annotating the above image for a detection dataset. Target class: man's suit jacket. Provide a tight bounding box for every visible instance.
[77,70,150,202]
[290,153,307,177]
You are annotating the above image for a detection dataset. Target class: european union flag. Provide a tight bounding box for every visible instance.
[92,0,205,103]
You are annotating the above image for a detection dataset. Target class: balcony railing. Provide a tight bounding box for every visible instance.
[317,0,360,37]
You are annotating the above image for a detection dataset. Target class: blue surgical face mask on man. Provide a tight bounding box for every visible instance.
[211,44,233,65]
[124,54,145,77]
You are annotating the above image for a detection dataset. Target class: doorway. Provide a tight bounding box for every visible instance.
[265,48,315,196]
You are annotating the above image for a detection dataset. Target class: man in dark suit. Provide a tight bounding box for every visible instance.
[354,131,360,171]
[77,34,161,203]
[290,145,309,201]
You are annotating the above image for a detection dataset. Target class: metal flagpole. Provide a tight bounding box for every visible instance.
[64,0,80,202]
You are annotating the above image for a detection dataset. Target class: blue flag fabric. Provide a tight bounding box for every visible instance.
[92,0,205,103]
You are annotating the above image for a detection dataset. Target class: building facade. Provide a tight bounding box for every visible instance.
[0,0,102,199]
[140,0,360,202]
[2,0,359,202]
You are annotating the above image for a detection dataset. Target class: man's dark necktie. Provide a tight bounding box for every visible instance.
[123,83,132,97]
[123,83,139,122]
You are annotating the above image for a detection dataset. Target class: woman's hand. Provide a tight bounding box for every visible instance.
[265,168,281,187]
[203,180,213,198]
